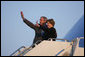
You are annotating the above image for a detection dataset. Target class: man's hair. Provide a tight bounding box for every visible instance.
[40,16,47,21]
[47,19,55,27]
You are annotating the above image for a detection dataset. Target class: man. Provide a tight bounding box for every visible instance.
[20,11,47,44]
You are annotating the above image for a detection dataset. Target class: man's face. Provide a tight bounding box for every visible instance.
[40,17,46,25]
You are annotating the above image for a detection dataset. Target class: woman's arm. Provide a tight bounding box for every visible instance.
[49,28,57,38]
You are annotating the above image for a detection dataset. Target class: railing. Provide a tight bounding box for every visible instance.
[55,37,84,56]
[48,38,69,42]
[10,40,42,56]
[71,37,84,42]
[10,46,26,56]
[10,38,69,56]
[70,37,84,56]
[10,37,84,56]
[17,40,42,56]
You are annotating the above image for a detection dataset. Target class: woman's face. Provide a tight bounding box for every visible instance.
[47,22,53,28]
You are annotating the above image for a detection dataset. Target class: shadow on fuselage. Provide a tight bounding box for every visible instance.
[64,15,84,41]
[64,15,84,47]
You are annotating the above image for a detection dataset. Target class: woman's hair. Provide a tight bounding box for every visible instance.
[47,19,55,26]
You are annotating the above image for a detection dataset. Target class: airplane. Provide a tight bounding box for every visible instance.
[10,15,84,56]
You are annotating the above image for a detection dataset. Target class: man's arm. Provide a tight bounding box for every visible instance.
[21,11,37,30]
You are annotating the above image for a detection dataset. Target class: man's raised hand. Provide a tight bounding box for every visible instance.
[21,11,24,20]
[35,21,40,27]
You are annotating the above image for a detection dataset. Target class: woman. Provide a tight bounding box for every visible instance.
[40,19,57,41]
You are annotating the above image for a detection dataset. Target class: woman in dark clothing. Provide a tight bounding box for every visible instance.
[40,19,57,41]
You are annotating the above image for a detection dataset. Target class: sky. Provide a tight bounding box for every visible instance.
[1,1,84,56]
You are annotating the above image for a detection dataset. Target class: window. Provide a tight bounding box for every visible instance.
[79,39,84,48]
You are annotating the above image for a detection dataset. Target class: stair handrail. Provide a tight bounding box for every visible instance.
[10,46,26,56]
